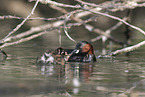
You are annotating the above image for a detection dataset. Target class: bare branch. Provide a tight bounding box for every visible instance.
[105,17,128,34]
[29,0,81,8]
[2,0,39,41]
[64,14,76,42]
[110,40,145,56]
[0,16,96,48]
[0,31,48,48]
[76,0,145,12]
[82,7,145,35]
[0,15,66,21]
[49,5,83,22]
[1,0,145,57]
[4,21,64,42]
[31,0,145,36]
[75,0,99,7]
[88,17,128,43]
[90,36,103,42]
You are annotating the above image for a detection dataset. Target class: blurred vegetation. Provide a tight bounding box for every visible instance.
[0,0,145,51]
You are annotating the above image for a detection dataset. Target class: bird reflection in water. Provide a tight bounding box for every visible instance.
[36,62,94,94]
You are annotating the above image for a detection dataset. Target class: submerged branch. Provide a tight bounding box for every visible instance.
[118,79,145,96]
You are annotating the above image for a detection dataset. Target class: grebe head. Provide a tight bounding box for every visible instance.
[67,41,96,62]
[75,41,94,54]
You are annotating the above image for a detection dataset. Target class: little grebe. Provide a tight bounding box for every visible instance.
[37,41,96,64]
[67,41,96,62]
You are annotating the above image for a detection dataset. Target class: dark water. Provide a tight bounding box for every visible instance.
[0,38,145,97]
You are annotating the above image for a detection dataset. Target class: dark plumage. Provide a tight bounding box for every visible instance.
[37,41,96,64]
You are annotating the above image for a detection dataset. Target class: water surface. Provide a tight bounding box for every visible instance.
[0,39,145,97]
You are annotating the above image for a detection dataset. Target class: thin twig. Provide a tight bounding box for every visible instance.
[105,17,128,34]
[49,5,83,22]
[4,21,64,42]
[81,7,145,35]
[0,15,66,21]
[29,0,81,8]
[110,40,145,56]
[32,0,145,35]
[2,0,39,41]
[0,17,96,48]
[4,15,95,43]
[58,29,62,47]
[4,9,83,43]
[49,5,68,14]
[77,2,145,36]
[85,24,125,45]
[88,17,128,43]
[75,0,100,7]
[1,0,145,56]
[90,35,102,42]
[64,14,76,42]
[0,31,48,48]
